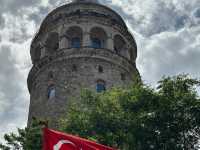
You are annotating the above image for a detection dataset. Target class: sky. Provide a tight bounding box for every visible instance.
[0,0,200,143]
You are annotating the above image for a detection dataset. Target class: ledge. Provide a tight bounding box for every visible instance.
[31,2,128,45]
[27,47,138,93]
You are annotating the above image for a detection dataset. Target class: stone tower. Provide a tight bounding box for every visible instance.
[28,0,140,126]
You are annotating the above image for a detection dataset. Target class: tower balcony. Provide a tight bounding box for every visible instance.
[27,47,139,93]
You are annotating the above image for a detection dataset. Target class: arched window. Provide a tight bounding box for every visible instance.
[98,65,103,73]
[71,37,81,48]
[72,64,77,72]
[48,71,54,79]
[92,38,101,48]
[121,73,126,81]
[47,84,55,99]
[90,27,107,49]
[66,26,83,48]
[114,35,127,56]
[46,32,59,55]
[96,80,106,92]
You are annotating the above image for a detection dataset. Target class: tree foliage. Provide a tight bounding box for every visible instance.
[61,75,200,150]
[1,75,200,150]
[0,118,43,150]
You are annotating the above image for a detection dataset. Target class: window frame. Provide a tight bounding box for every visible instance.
[96,80,106,93]
[71,37,81,48]
[47,84,56,99]
[91,38,102,48]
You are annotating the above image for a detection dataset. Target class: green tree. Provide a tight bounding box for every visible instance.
[61,75,200,150]
[0,118,43,150]
[1,75,200,150]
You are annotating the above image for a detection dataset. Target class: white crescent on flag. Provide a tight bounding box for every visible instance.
[53,140,82,150]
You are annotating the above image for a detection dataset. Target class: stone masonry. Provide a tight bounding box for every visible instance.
[27,0,140,127]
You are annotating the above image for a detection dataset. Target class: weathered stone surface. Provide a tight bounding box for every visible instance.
[28,1,140,127]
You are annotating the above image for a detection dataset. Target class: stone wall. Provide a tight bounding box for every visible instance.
[28,2,140,127]
[28,55,137,126]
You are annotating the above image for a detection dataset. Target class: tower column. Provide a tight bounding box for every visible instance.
[107,36,114,51]
[83,26,91,47]
[59,34,69,49]
[40,45,46,58]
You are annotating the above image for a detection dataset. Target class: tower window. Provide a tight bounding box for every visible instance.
[47,85,55,99]
[72,64,77,72]
[96,80,106,92]
[121,73,126,81]
[114,34,127,57]
[91,38,102,48]
[90,27,107,49]
[71,37,81,48]
[66,26,83,48]
[55,42,59,50]
[98,65,103,73]
[48,71,54,79]
[46,32,59,54]
[114,46,119,54]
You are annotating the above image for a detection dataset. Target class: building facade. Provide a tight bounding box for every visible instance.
[28,0,140,127]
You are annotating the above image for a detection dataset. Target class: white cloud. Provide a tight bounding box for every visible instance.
[110,0,200,87]
[0,0,200,144]
[41,0,49,7]
[137,25,200,86]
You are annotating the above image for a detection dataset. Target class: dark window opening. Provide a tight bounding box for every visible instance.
[46,32,59,54]
[47,85,55,99]
[121,73,126,81]
[90,27,107,49]
[66,26,83,48]
[114,46,119,54]
[72,64,77,72]
[91,38,102,48]
[54,42,59,50]
[48,71,54,79]
[96,80,106,93]
[114,35,127,56]
[98,66,103,73]
[71,37,81,48]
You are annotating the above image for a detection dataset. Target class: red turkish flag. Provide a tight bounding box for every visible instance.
[43,128,117,150]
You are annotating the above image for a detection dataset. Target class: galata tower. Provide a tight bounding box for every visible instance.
[28,0,140,127]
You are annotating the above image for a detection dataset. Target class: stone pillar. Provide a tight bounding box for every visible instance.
[40,45,46,58]
[59,34,69,49]
[127,45,131,60]
[107,37,114,51]
[82,25,91,47]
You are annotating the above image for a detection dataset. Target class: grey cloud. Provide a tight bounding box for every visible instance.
[141,2,189,35]
[38,5,52,15]
[0,45,23,110]
[9,28,32,44]
[28,6,51,26]
[194,8,200,18]
[137,27,200,86]
[0,44,29,141]
[0,0,46,44]
[0,0,200,143]
[109,0,200,36]
[48,0,71,6]
[175,15,189,29]
[0,0,41,15]
[0,15,5,28]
